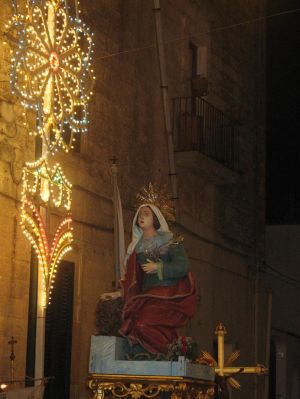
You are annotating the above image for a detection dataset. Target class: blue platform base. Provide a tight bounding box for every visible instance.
[89,335,214,381]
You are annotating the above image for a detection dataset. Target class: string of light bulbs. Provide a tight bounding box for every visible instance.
[21,158,74,305]
[4,0,94,306]
[5,0,95,154]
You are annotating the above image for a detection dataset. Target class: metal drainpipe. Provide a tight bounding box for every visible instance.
[152,0,179,218]
[253,0,266,397]
[25,136,42,385]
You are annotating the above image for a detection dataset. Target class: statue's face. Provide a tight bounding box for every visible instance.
[137,206,154,230]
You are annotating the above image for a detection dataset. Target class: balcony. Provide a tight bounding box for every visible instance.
[172,96,239,172]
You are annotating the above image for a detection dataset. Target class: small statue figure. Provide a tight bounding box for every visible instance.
[119,184,197,356]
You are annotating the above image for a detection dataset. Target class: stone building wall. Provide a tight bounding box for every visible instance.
[0,0,36,380]
[0,1,266,398]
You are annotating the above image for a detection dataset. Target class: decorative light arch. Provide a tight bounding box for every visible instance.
[21,157,74,305]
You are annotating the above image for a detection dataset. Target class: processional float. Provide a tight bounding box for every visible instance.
[88,184,267,399]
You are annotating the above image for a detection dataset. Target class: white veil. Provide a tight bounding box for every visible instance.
[124,204,172,266]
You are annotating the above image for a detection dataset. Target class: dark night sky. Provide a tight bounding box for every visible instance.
[266,0,300,224]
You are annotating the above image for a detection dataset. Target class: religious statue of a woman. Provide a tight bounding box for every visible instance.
[119,185,196,356]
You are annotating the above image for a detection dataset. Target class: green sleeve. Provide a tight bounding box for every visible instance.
[160,243,189,280]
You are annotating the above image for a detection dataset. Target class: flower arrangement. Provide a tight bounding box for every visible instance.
[167,336,198,361]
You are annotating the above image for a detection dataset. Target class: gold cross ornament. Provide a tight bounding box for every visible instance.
[199,323,267,390]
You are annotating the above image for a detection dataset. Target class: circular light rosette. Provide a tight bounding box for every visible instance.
[7,0,95,153]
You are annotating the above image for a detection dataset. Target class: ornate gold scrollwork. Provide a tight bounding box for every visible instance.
[197,387,215,399]
[112,382,163,399]
[88,375,215,399]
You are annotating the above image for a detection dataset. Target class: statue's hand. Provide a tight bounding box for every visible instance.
[142,259,158,274]
[99,291,121,300]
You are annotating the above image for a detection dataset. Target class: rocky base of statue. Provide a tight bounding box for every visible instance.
[95,293,123,336]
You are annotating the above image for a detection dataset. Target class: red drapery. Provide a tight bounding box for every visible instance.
[119,253,197,354]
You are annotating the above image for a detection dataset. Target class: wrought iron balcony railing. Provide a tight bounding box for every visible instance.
[172,96,239,171]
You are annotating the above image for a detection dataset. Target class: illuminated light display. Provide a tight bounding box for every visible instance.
[21,198,73,304]
[6,0,95,153]
[5,0,95,306]
[22,157,72,210]
[21,158,73,305]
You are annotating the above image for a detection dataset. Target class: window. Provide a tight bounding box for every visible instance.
[189,42,208,77]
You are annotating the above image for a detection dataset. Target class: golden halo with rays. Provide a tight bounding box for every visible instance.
[135,182,176,223]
